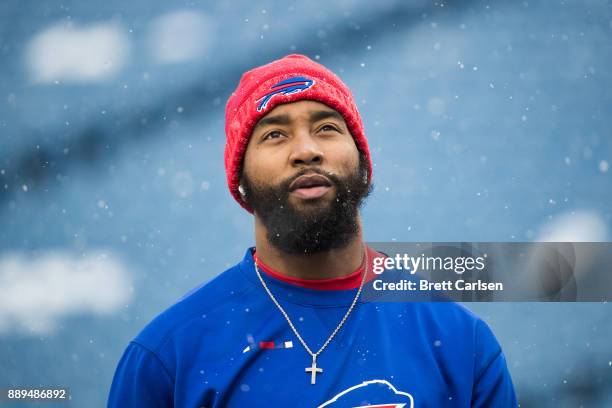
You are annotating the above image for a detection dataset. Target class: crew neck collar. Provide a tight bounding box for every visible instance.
[238,246,382,307]
[252,246,380,291]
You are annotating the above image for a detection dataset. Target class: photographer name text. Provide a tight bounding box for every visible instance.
[371,279,503,292]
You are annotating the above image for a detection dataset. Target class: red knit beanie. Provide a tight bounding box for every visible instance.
[224,54,373,213]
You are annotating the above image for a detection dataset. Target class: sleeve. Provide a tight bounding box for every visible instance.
[471,320,518,408]
[107,341,174,408]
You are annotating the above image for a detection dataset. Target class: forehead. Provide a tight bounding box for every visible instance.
[255,100,345,126]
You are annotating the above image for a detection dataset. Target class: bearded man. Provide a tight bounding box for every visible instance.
[108,54,517,407]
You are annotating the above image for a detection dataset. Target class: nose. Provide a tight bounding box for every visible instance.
[288,133,324,167]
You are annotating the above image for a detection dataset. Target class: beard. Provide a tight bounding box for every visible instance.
[241,154,373,255]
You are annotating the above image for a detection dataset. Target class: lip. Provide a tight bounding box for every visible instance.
[289,174,333,191]
[289,174,333,200]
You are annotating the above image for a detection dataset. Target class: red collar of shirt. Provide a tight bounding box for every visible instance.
[252,245,383,291]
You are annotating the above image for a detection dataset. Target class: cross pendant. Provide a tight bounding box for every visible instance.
[305,355,323,384]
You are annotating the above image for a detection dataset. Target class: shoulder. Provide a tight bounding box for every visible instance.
[410,302,503,369]
[405,301,487,331]
[133,261,256,353]
[428,302,500,347]
[379,301,502,354]
[399,303,516,404]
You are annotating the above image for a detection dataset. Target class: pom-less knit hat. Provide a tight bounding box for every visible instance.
[224,54,373,213]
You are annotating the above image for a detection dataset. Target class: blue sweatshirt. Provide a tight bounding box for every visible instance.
[108,247,517,407]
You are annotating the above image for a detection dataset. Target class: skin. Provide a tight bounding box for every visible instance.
[241,100,366,280]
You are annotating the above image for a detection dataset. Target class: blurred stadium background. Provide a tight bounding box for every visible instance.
[1,0,611,406]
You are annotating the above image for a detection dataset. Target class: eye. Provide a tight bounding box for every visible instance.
[319,124,339,133]
[263,130,284,141]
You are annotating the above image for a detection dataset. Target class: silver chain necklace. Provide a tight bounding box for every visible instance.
[254,245,369,385]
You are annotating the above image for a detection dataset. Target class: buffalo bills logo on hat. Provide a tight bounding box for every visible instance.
[256,76,315,112]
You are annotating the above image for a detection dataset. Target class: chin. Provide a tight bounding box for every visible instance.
[290,196,334,211]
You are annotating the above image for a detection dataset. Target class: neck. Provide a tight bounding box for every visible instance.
[253,215,365,280]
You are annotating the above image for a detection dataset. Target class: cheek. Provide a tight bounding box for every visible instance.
[242,155,258,186]
[242,146,281,185]
[330,140,360,174]
[241,145,257,183]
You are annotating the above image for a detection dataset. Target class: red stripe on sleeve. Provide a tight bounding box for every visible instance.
[259,341,275,349]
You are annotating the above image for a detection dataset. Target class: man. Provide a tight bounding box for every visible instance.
[108,54,517,407]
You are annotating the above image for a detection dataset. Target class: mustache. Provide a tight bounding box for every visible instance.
[281,168,339,191]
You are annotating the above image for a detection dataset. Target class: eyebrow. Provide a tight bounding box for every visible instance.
[309,110,344,123]
[254,114,291,130]
[254,109,345,132]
